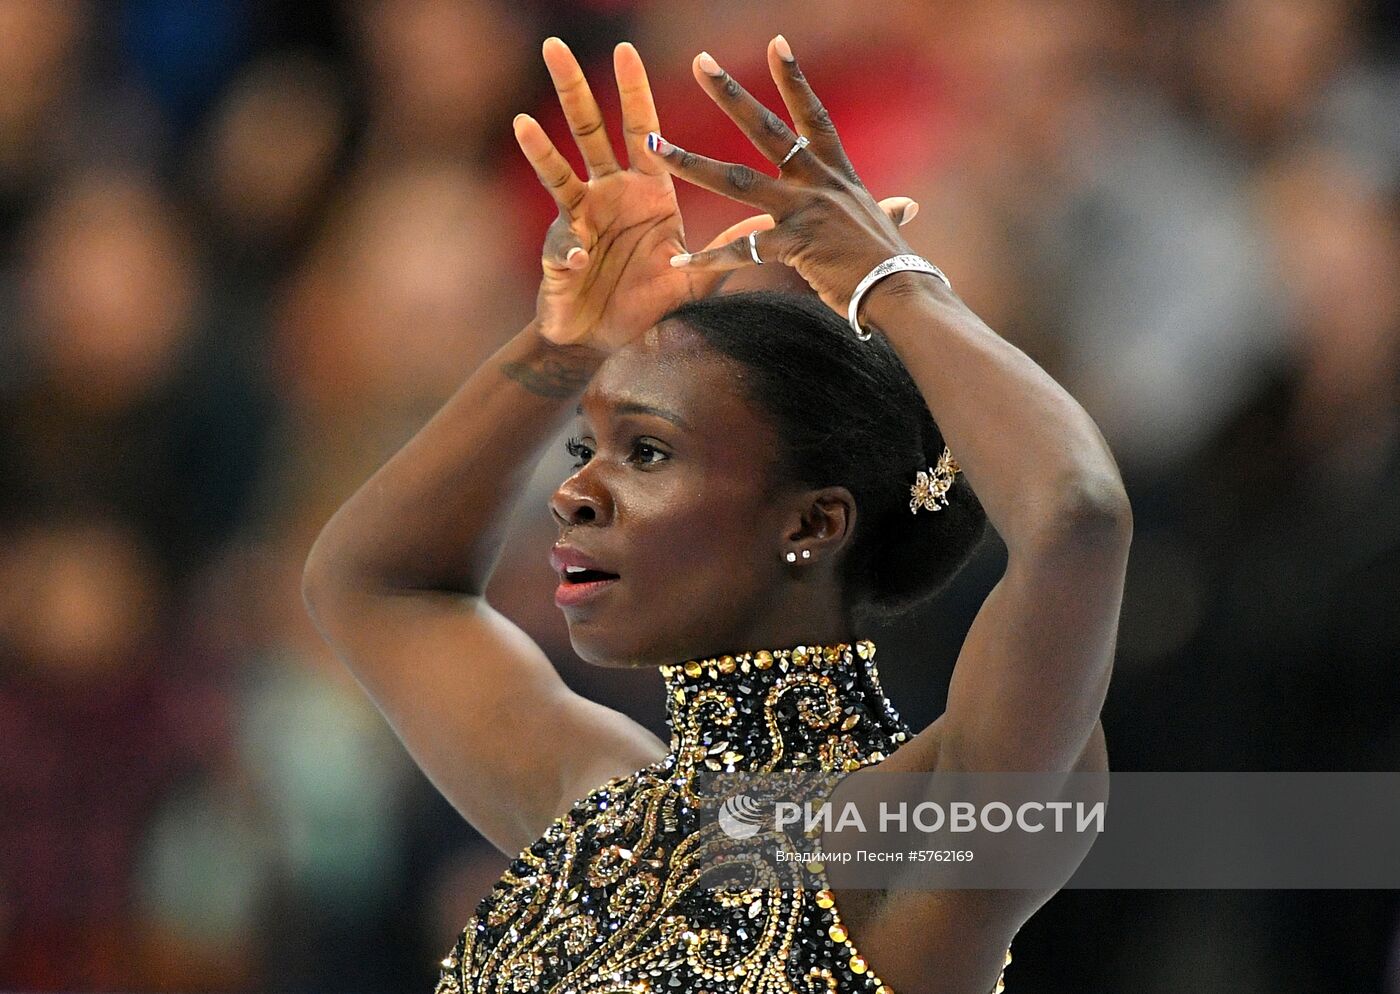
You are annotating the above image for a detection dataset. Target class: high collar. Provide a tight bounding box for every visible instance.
[660,638,911,774]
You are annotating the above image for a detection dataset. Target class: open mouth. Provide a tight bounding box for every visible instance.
[563,567,621,584]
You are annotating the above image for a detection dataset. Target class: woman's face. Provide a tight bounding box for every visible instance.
[548,320,797,667]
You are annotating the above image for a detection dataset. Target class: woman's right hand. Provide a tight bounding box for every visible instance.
[515,39,919,355]
[512,39,728,355]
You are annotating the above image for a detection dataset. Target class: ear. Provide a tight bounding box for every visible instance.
[784,485,857,561]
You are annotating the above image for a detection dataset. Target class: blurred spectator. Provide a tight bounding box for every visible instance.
[1187,0,1362,157]
[20,171,196,413]
[0,514,231,989]
[273,159,530,435]
[1105,140,1400,787]
[1170,145,1399,768]
[0,0,88,243]
[349,0,535,165]
[252,164,538,847]
[926,0,1290,472]
[187,51,350,279]
[0,169,274,589]
[225,525,419,991]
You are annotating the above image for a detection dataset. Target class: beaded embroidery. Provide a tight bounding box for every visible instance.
[434,639,1012,994]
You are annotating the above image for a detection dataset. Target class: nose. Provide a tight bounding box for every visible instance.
[548,469,611,528]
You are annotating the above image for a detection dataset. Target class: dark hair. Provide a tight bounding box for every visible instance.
[661,289,986,621]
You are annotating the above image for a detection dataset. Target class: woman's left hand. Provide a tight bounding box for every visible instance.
[645,36,927,315]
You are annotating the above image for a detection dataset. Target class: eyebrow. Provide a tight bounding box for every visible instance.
[576,399,689,431]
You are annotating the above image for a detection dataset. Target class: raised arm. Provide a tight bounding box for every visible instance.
[647,37,1131,778]
[300,39,783,854]
[856,281,1128,775]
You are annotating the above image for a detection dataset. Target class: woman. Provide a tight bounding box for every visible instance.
[302,35,1131,994]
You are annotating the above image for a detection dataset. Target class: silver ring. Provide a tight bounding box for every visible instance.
[747,230,764,265]
[778,135,809,168]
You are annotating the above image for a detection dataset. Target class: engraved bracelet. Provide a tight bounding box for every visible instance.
[846,254,952,340]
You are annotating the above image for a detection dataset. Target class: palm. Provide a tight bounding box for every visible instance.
[515,40,773,355]
[537,170,702,352]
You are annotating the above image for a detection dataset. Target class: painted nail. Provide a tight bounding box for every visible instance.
[901,202,919,225]
[645,131,674,155]
[670,253,692,267]
[774,35,794,62]
[697,51,723,76]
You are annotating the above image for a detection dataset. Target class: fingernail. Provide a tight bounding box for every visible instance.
[670,253,692,267]
[566,247,585,266]
[697,51,723,76]
[901,202,919,225]
[774,35,794,62]
[645,131,674,155]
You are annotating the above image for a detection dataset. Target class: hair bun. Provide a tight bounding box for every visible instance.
[661,289,988,620]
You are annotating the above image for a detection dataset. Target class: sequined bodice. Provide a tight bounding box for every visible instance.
[434,639,1011,994]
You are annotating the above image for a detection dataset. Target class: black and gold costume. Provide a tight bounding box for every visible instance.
[435,640,1012,994]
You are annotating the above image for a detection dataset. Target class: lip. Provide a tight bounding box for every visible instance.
[550,543,621,608]
[554,575,619,607]
[549,544,615,575]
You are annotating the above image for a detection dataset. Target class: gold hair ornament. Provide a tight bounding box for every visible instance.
[910,446,960,513]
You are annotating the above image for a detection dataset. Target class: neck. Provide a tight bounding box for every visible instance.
[661,637,910,774]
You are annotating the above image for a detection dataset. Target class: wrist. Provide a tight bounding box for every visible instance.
[512,320,609,400]
[525,317,610,368]
[858,267,955,330]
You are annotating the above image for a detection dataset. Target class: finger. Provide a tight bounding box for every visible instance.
[513,113,588,216]
[878,196,919,226]
[541,213,588,273]
[687,214,777,297]
[700,212,776,252]
[671,228,782,272]
[614,42,665,176]
[767,34,860,182]
[691,51,803,170]
[645,131,789,213]
[542,36,621,178]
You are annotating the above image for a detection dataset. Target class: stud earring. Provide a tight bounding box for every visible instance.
[785,551,797,563]
[801,549,811,559]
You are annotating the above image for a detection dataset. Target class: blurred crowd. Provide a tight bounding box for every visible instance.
[0,1,1397,992]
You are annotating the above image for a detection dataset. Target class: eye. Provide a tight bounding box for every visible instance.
[631,440,669,466]
[564,436,670,471]
[564,436,592,469]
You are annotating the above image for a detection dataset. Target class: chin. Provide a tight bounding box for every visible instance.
[561,617,635,668]
[562,616,676,669]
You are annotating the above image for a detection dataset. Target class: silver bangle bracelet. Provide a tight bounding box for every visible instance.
[846,254,951,340]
